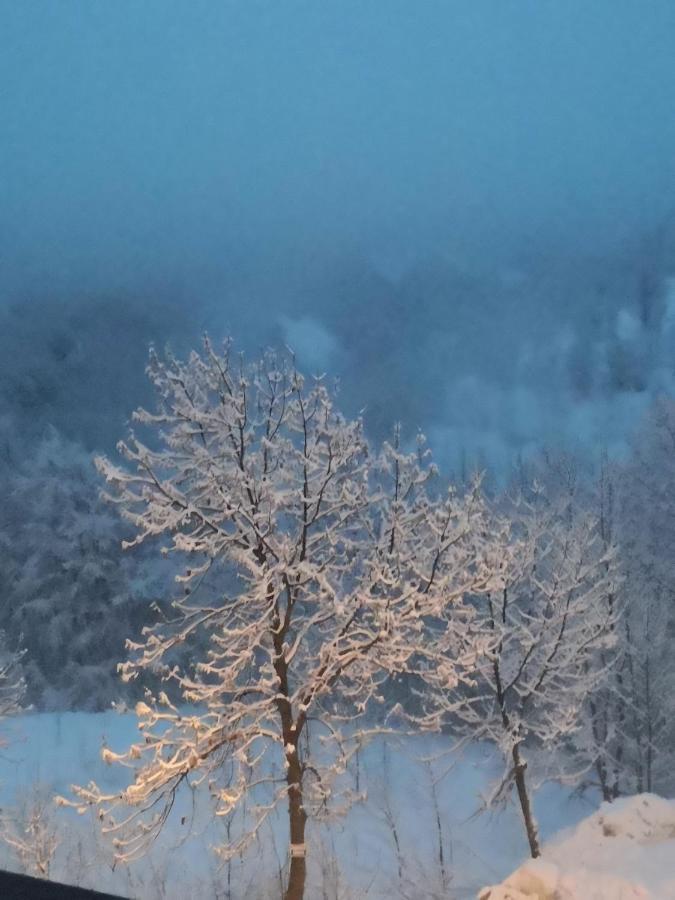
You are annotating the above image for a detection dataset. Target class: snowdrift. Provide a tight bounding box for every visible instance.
[479,793,675,900]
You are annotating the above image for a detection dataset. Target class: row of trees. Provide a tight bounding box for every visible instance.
[0,422,154,710]
[583,403,675,801]
[2,336,674,897]
[60,338,666,900]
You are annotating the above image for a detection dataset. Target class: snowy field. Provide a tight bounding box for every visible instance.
[0,712,598,899]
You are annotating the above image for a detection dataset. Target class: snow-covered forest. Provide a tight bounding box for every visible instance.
[3,2,675,898]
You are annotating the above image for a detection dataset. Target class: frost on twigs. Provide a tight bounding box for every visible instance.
[0,789,59,879]
[416,459,621,858]
[69,337,489,874]
[0,631,27,735]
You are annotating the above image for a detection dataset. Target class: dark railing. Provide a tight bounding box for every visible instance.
[0,869,127,899]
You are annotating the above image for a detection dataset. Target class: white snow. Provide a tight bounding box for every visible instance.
[0,711,597,899]
[480,794,675,900]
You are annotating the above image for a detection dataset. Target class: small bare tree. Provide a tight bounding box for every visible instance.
[0,639,42,875]
[0,630,26,732]
[67,338,487,900]
[1,790,58,879]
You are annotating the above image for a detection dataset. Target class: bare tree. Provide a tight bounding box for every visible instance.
[597,399,675,797]
[421,479,620,858]
[66,338,487,900]
[0,630,26,726]
[1,789,58,880]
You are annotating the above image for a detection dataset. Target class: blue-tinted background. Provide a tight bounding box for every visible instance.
[2,0,675,472]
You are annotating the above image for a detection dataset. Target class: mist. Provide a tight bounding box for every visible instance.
[4,6,675,896]
[3,0,675,466]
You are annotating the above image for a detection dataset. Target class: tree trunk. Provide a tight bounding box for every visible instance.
[611,682,626,800]
[645,656,654,793]
[595,754,613,801]
[284,756,307,900]
[588,691,613,801]
[512,744,540,858]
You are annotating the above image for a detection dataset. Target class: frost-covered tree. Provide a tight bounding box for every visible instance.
[0,631,26,727]
[423,478,620,858]
[0,629,28,873]
[606,399,675,796]
[68,339,489,900]
[526,425,675,804]
[568,453,626,803]
[0,421,152,710]
[617,585,673,794]
[1,790,58,879]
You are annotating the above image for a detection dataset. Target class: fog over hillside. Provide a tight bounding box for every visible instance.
[2,0,675,466]
[4,8,675,899]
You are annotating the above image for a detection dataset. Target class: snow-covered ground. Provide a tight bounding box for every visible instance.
[0,711,600,899]
[480,794,675,900]
[7,713,675,898]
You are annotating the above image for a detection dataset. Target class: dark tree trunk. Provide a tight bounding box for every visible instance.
[587,689,614,801]
[645,655,654,793]
[487,591,540,859]
[611,681,626,800]
[512,744,540,858]
[268,574,308,900]
[284,755,307,900]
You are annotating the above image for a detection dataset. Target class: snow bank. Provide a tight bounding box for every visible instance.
[479,794,675,900]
